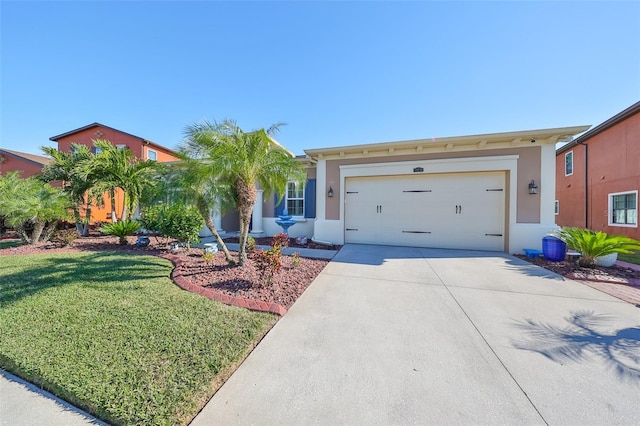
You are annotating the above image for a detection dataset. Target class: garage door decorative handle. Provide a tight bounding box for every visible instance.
[376,205,383,213]
[455,205,462,214]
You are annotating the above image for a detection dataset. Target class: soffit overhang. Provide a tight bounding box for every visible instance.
[305,125,590,160]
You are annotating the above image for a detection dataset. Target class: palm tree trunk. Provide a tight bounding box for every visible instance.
[196,196,234,263]
[109,189,118,222]
[73,204,84,236]
[121,192,129,222]
[41,220,59,242]
[81,195,93,236]
[16,224,30,244]
[202,208,235,264]
[236,178,256,266]
[30,221,45,245]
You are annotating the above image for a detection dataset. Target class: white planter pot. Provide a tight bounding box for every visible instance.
[595,253,618,267]
[203,243,218,254]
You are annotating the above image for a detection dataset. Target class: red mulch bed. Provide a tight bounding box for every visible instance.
[223,236,341,251]
[0,234,331,313]
[515,254,640,285]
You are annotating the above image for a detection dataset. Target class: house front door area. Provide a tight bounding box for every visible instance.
[344,171,506,251]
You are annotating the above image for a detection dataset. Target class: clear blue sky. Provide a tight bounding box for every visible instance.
[1,1,639,156]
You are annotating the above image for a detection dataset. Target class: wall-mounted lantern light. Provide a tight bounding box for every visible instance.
[528,179,539,195]
[328,186,334,198]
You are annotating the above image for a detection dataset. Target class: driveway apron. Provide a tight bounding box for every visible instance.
[192,244,640,425]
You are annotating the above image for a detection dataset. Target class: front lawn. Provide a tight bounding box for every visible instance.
[0,239,22,249]
[0,252,276,425]
[618,250,640,265]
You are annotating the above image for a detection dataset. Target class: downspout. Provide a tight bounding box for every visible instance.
[576,141,588,228]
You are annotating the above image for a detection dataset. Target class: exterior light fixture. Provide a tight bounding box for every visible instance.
[528,179,538,195]
[328,186,334,198]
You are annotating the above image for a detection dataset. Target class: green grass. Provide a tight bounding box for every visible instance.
[0,252,276,425]
[0,239,22,249]
[618,250,640,265]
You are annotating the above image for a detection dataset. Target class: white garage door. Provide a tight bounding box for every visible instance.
[344,172,505,251]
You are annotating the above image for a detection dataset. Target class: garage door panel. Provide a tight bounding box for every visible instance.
[344,172,505,251]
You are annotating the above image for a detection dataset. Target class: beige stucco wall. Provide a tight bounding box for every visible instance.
[323,146,541,223]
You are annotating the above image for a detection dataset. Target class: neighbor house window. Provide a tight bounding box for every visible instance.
[147,149,157,161]
[609,191,637,226]
[286,181,304,217]
[565,151,573,176]
[554,200,559,215]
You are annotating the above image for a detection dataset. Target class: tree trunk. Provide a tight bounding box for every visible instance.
[16,224,31,244]
[121,192,129,223]
[109,189,118,222]
[236,178,256,266]
[80,194,93,236]
[30,221,45,245]
[73,205,84,236]
[200,205,235,264]
[73,203,89,236]
[41,221,59,242]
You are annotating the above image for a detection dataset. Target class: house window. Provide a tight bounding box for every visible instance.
[93,146,102,155]
[564,151,573,176]
[554,200,559,215]
[286,182,304,216]
[116,144,127,150]
[147,149,157,161]
[609,191,637,227]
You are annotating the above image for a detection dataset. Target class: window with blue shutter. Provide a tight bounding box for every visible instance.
[274,179,316,218]
[304,179,316,218]
[274,194,285,217]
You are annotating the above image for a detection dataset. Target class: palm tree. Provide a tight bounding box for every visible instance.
[39,144,98,236]
[144,159,236,263]
[0,172,71,244]
[180,119,305,265]
[88,140,157,222]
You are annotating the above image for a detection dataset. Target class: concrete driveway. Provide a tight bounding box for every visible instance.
[192,244,640,425]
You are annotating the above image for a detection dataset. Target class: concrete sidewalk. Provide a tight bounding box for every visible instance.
[0,369,105,426]
[192,244,640,425]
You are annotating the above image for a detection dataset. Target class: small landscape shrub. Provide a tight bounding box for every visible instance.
[51,228,78,247]
[254,248,283,286]
[202,251,215,263]
[554,227,640,267]
[98,221,140,245]
[291,251,301,268]
[140,204,202,247]
[272,232,290,249]
[246,236,257,255]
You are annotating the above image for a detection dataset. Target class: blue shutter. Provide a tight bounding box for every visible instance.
[304,179,316,218]
[274,193,285,217]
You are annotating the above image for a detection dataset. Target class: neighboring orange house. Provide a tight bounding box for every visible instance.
[50,122,180,223]
[555,101,639,240]
[0,148,51,178]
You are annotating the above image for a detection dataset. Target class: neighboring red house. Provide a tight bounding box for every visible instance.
[556,101,639,240]
[50,122,180,222]
[50,122,178,163]
[0,148,51,178]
